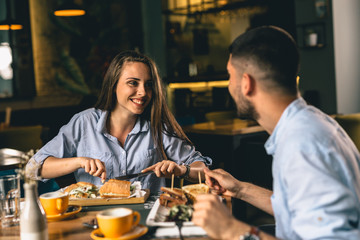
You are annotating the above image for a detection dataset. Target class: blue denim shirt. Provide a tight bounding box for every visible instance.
[30,108,212,193]
[265,98,360,239]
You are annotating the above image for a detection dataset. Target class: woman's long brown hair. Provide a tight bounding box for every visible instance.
[94,50,191,160]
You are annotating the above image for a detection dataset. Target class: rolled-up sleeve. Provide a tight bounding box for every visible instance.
[162,133,212,166]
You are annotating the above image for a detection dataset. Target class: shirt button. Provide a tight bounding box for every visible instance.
[122,170,126,174]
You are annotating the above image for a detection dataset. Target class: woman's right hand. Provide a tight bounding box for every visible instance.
[204,168,241,198]
[79,157,106,182]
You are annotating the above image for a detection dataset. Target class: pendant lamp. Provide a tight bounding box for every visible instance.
[0,0,23,31]
[54,1,86,17]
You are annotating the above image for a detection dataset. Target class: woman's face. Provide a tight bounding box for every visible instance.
[114,62,153,116]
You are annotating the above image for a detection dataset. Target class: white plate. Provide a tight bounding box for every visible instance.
[145,199,194,227]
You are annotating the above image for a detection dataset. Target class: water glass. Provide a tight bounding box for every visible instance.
[0,174,20,227]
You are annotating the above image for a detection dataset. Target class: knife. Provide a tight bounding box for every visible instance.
[106,171,154,181]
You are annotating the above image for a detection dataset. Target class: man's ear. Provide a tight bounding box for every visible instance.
[241,73,255,96]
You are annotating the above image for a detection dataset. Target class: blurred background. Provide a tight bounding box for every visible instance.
[0,0,360,225]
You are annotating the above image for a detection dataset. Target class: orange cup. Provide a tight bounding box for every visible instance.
[96,208,140,238]
[39,191,69,216]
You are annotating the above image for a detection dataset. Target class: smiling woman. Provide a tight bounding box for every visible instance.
[27,50,212,193]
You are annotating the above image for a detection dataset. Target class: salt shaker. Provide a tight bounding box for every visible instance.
[20,182,48,240]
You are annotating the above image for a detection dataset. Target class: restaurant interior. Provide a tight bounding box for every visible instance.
[0,0,360,239]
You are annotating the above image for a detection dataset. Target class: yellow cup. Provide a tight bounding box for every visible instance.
[96,208,140,238]
[39,191,69,216]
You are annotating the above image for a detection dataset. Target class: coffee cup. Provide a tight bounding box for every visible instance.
[96,208,140,238]
[39,191,69,216]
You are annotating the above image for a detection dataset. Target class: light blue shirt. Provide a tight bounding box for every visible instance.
[31,108,212,193]
[265,98,360,239]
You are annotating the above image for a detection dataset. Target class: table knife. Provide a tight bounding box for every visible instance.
[106,171,154,181]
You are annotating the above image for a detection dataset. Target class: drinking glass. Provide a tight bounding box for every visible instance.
[0,174,21,227]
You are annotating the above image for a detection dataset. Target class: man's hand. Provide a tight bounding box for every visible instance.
[204,168,241,198]
[79,157,106,182]
[141,160,186,178]
[192,194,246,240]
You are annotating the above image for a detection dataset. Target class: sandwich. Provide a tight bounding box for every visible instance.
[99,179,131,198]
[64,182,98,199]
[159,187,187,207]
[182,183,209,204]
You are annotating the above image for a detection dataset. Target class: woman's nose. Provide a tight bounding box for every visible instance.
[137,84,146,95]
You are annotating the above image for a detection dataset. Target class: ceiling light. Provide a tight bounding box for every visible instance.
[0,0,23,31]
[54,2,86,17]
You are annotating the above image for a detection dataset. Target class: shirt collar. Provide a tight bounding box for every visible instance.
[129,116,150,135]
[264,97,306,155]
[96,110,108,133]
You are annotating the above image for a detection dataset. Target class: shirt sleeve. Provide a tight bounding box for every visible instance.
[162,133,212,167]
[283,139,360,239]
[27,113,84,180]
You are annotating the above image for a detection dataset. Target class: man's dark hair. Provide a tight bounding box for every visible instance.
[229,26,300,95]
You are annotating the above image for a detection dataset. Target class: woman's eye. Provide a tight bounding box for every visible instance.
[128,81,138,86]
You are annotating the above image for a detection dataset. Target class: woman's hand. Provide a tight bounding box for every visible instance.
[141,160,186,178]
[78,157,107,182]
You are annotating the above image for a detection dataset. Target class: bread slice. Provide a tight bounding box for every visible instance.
[159,187,187,207]
[182,183,209,204]
[99,179,131,198]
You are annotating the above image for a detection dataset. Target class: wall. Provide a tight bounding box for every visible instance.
[141,0,167,77]
[332,0,360,114]
[294,0,337,114]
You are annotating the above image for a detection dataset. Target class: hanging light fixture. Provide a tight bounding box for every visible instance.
[0,0,23,31]
[54,1,86,17]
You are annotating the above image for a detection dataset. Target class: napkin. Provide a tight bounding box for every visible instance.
[154,226,207,238]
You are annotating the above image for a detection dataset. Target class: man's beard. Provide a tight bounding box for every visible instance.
[236,92,259,121]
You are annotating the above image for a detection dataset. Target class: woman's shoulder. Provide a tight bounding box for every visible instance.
[69,108,106,124]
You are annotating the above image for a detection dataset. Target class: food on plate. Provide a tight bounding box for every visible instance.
[99,179,131,198]
[159,187,187,207]
[64,182,98,198]
[166,204,193,222]
[182,183,209,204]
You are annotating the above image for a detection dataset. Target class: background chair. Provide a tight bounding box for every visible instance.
[0,125,59,194]
[334,113,360,151]
[0,125,45,152]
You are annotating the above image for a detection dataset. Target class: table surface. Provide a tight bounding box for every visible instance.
[183,119,264,136]
[0,195,221,240]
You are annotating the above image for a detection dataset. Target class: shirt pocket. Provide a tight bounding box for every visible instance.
[131,148,159,171]
[75,151,114,184]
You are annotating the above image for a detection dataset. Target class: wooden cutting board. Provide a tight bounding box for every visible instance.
[69,189,150,206]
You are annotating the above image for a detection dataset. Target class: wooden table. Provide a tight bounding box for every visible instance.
[183,119,272,220]
[183,119,264,136]
[0,198,214,240]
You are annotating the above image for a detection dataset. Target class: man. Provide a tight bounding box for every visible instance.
[192,26,360,240]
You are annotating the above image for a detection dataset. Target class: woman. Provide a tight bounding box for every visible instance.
[27,51,211,193]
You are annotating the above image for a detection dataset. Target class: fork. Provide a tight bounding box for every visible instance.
[175,221,184,240]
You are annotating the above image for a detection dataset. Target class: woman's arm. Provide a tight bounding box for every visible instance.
[41,156,106,181]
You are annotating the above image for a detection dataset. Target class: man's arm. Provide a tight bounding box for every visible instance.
[204,168,274,215]
[238,181,274,215]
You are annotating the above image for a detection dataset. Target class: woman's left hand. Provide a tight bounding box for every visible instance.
[141,160,186,178]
